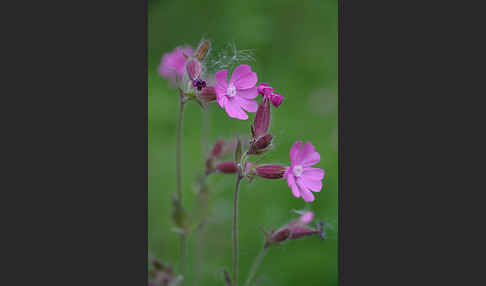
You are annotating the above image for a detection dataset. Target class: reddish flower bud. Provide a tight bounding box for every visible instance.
[197,86,216,103]
[248,133,273,154]
[186,58,202,81]
[211,140,224,158]
[252,97,271,139]
[216,161,238,173]
[171,197,189,230]
[255,164,287,179]
[270,93,283,107]
[196,39,211,62]
[264,212,325,248]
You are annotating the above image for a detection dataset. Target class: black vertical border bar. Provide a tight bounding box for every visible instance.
[338,0,343,285]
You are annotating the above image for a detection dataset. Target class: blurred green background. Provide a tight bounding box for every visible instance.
[148,0,338,285]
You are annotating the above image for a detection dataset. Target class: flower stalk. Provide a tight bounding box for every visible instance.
[232,173,243,285]
[244,247,268,286]
[194,107,210,286]
[175,88,187,277]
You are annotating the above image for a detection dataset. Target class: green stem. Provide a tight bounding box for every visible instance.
[176,92,185,203]
[244,247,267,286]
[194,107,211,286]
[176,91,186,276]
[232,175,243,285]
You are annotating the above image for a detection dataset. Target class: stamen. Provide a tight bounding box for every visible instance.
[227,83,237,97]
[293,165,303,177]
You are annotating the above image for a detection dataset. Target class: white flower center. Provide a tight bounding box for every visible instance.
[293,165,303,177]
[227,83,237,98]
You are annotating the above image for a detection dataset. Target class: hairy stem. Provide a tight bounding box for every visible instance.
[202,106,210,154]
[176,92,185,203]
[176,91,186,276]
[194,107,211,286]
[180,233,186,276]
[244,248,267,286]
[232,175,243,285]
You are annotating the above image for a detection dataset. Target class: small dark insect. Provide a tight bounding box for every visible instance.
[192,78,207,91]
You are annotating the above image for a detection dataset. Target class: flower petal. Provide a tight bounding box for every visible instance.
[215,70,228,90]
[301,189,315,202]
[302,167,325,181]
[217,94,227,109]
[289,141,302,165]
[230,64,251,82]
[286,173,300,198]
[214,70,228,107]
[297,142,320,166]
[298,177,322,192]
[231,65,257,90]
[225,99,248,120]
[235,96,258,113]
[234,72,257,90]
[299,212,314,224]
[296,179,315,202]
[237,86,258,99]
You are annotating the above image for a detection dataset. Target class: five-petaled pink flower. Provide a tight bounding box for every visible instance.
[158,46,194,85]
[284,141,325,202]
[214,64,259,120]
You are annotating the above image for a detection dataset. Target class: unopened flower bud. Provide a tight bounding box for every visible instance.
[252,97,271,139]
[171,196,189,230]
[270,93,283,107]
[197,86,216,103]
[255,164,286,179]
[264,211,324,248]
[216,161,238,174]
[211,140,225,158]
[196,39,211,62]
[186,58,202,81]
[248,133,273,154]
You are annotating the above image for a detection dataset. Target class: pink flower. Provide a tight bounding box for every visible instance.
[284,141,325,202]
[257,83,274,97]
[257,82,284,108]
[299,211,314,224]
[214,64,259,120]
[158,46,194,85]
[264,211,325,248]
